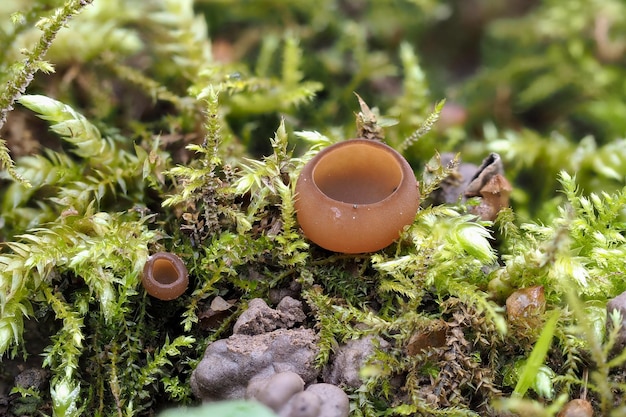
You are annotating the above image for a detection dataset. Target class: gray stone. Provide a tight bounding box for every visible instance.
[301,383,350,417]
[276,297,306,328]
[248,372,305,412]
[323,335,390,388]
[249,373,350,417]
[233,297,306,336]
[14,368,48,391]
[279,391,320,417]
[191,328,319,401]
[233,298,282,335]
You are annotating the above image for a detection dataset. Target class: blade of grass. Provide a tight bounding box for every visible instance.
[513,310,560,398]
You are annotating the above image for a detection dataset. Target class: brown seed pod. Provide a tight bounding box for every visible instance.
[556,399,593,417]
[295,139,420,253]
[141,252,189,300]
[506,285,546,325]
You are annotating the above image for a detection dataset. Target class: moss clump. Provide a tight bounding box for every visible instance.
[1,1,626,416]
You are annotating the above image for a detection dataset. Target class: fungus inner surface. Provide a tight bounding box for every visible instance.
[313,143,403,204]
[152,259,179,285]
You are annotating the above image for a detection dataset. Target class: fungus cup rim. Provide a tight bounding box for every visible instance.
[308,139,405,207]
[142,251,189,300]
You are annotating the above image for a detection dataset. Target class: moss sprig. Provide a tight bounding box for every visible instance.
[388,42,432,129]
[0,0,94,185]
[234,120,308,267]
[147,0,212,82]
[134,335,195,405]
[495,171,626,302]
[163,87,224,209]
[0,95,163,241]
[19,95,115,164]
[397,99,446,154]
[224,34,323,116]
[0,0,94,128]
[99,52,188,109]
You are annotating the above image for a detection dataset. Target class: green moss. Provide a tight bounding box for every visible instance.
[1,0,626,416]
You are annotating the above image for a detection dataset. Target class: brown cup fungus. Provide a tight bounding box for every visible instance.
[295,139,420,253]
[141,252,189,300]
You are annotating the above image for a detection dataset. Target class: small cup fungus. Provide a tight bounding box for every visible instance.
[295,138,420,253]
[141,252,188,300]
